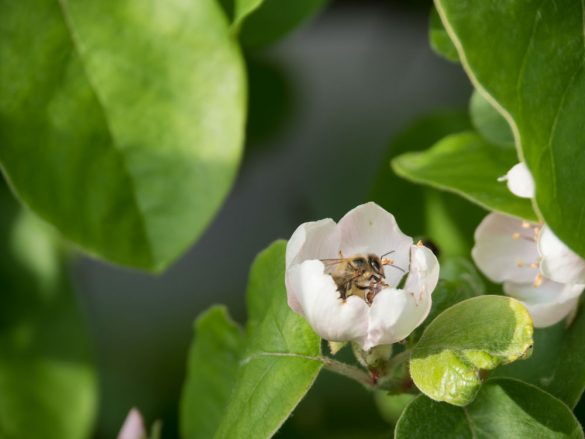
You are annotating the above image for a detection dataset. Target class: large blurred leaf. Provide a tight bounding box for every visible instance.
[494,301,585,408]
[393,131,537,221]
[396,378,583,438]
[0,0,245,272]
[0,186,97,439]
[180,306,245,439]
[435,0,585,259]
[181,241,322,438]
[410,296,533,406]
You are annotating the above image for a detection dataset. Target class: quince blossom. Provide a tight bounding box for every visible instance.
[117,408,146,439]
[473,162,585,327]
[285,202,439,350]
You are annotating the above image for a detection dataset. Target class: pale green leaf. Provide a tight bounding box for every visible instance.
[0,0,245,271]
[396,378,583,439]
[410,296,533,406]
[392,131,537,221]
[436,0,585,258]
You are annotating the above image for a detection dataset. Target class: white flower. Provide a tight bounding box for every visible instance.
[499,162,535,199]
[285,202,440,350]
[118,408,146,439]
[472,213,585,327]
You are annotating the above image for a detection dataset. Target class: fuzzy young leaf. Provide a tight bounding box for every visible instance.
[436,0,585,259]
[0,0,245,272]
[396,378,583,439]
[392,132,537,221]
[410,296,533,406]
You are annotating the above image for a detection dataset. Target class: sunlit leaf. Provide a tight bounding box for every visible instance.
[0,0,245,271]
[410,296,533,406]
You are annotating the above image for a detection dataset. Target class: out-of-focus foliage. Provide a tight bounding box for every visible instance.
[396,378,583,438]
[181,241,322,438]
[393,132,536,220]
[469,90,514,149]
[0,184,97,439]
[428,7,458,62]
[0,0,245,272]
[436,0,585,259]
[410,296,533,406]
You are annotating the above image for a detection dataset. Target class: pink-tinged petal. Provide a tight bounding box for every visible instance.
[472,213,539,284]
[539,226,585,285]
[338,202,412,287]
[504,280,584,328]
[286,260,369,343]
[404,245,440,303]
[286,219,340,269]
[117,408,146,439]
[504,162,535,199]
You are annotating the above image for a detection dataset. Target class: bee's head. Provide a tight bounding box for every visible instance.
[367,254,384,276]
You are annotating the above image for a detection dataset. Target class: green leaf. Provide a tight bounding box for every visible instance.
[470,90,514,148]
[0,186,97,439]
[0,0,245,272]
[494,301,585,408]
[237,0,328,47]
[392,131,537,221]
[396,378,583,439]
[180,241,323,438]
[215,241,322,438]
[410,296,533,406]
[429,7,459,62]
[180,306,245,439]
[435,0,585,258]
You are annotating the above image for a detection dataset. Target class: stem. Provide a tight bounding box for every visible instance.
[321,356,376,390]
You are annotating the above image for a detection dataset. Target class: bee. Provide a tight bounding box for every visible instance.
[321,251,404,305]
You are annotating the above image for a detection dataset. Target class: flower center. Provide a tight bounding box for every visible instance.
[511,222,544,288]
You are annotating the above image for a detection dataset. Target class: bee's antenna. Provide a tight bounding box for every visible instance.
[380,250,395,258]
[387,264,406,273]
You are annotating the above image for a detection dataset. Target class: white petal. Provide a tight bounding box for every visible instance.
[404,245,440,303]
[504,162,535,199]
[472,213,539,284]
[286,219,340,269]
[504,280,584,328]
[286,260,369,343]
[338,202,413,287]
[118,408,146,439]
[362,246,438,350]
[539,226,585,285]
[363,288,432,350]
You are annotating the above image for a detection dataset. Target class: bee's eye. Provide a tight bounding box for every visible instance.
[353,258,365,267]
[369,257,380,272]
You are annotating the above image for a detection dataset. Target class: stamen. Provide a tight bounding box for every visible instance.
[522,221,531,229]
[512,232,521,240]
[381,258,394,265]
[533,272,543,288]
[516,260,525,268]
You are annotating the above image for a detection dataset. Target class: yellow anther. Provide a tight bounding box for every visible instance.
[522,221,531,229]
[516,260,525,268]
[512,232,521,240]
[533,273,543,288]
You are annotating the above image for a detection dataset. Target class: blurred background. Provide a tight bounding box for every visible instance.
[2,0,474,437]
